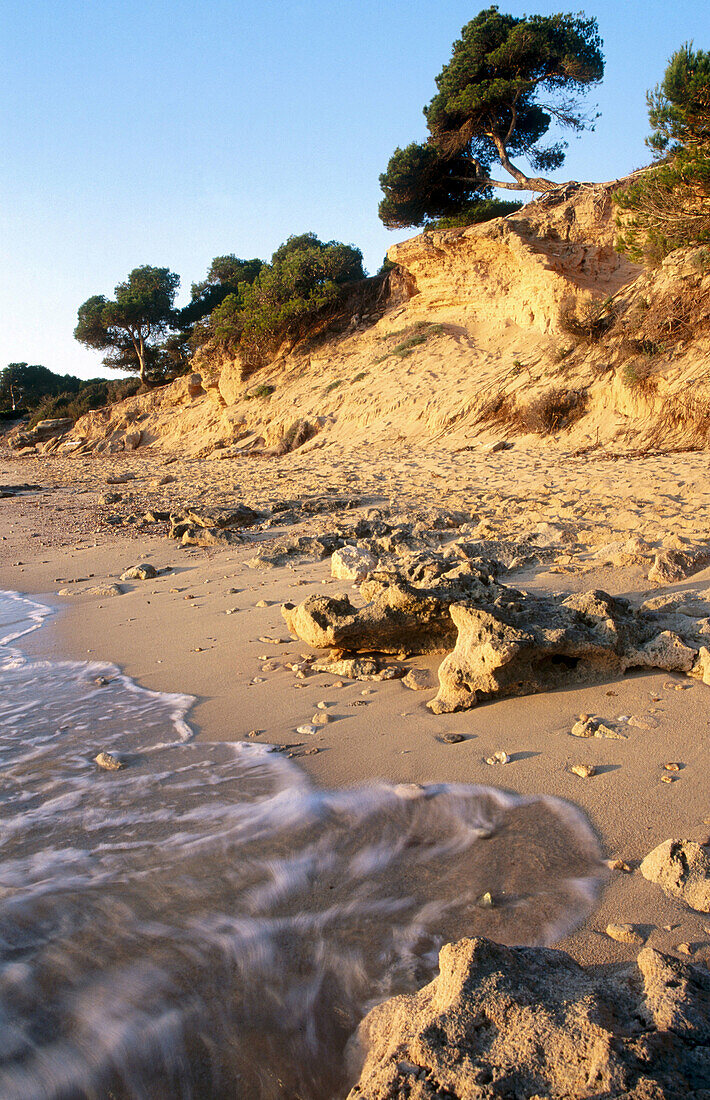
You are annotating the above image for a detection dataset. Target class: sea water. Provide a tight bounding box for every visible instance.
[0,590,605,1099]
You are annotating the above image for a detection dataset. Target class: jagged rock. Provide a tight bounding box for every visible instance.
[182,504,261,529]
[347,937,710,1099]
[120,563,157,581]
[606,922,645,944]
[429,588,701,714]
[640,840,710,912]
[124,430,142,451]
[186,372,205,398]
[94,751,123,771]
[571,716,626,739]
[282,577,482,656]
[331,545,377,582]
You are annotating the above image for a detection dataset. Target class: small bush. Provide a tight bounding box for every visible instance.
[559,298,615,343]
[323,379,342,394]
[351,371,368,383]
[375,322,443,362]
[431,198,523,229]
[621,360,657,391]
[245,384,275,399]
[516,388,588,435]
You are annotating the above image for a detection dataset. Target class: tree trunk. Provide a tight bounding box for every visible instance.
[491,133,556,192]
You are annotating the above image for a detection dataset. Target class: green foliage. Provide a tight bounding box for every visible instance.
[210,234,365,368]
[27,378,142,427]
[323,379,342,393]
[646,44,710,157]
[179,255,264,328]
[616,45,710,264]
[430,197,523,229]
[379,6,604,227]
[75,266,180,382]
[245,383,275,399]
[375,322,443,362]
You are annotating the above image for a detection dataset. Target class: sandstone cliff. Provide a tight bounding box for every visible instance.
[38,178,710,458]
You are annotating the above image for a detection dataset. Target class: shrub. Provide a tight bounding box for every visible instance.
[211,233,365,370]
[245,384,275,399]
[431,198,523,229]
[559,298,615,343]
[515,388,587,435]
[616,45,710,264]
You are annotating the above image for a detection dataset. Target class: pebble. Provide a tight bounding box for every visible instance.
[297,724,318,736]
[571,763,596,778]
[485,751,510,765]
[605,923,645,945]
[256,599,269,607]
[477,891,494,908]
[316,701,329,710]
[677,942,693,955]
[661,775,677,783]
[606,859,632,873]
[663,762,681,771]
[441,733,464,744]
[311,713,331,726]
[94,751,123,771]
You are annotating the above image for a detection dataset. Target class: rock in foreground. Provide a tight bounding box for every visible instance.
[348,937,710,1099]
[641,839,710,913]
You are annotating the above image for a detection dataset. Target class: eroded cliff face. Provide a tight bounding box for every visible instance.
[50,179,709,458]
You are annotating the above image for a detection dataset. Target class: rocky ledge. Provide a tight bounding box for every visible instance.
[348,936,710,1099]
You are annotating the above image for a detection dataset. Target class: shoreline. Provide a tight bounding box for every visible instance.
[3,445,710,974]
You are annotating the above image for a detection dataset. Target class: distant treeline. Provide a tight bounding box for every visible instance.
[0,363,140,426]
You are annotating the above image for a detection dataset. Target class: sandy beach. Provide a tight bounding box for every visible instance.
[4,438,710,981]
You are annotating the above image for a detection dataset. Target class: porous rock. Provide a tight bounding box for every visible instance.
[640,839,710,912]
[331,545,377,583]
[347,936,710,1099]
[429,588,700,714]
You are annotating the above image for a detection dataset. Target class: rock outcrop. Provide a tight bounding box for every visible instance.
[348,936,710,1099]
[429,587,699,714]
[284,558,710,710]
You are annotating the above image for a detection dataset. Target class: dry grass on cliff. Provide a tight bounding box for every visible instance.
[477,387,588,437]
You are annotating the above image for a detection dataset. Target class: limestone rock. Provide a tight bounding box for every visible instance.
[86,583,124,597]
[94,751,123,771]
[348,937,710,1099]
[571,716,625,739]
[429,588,702,714]
[606,922,645,945]
[402,668,435,691]
[311,657,402,681]
[649,547,710,585]
[331,545,377,583]
[120,563,158,581]
[640,840,710,912]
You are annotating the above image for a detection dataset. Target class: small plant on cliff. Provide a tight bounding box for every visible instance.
[558,297,615,343]
[378,6,604,228]
[616,45,710,264]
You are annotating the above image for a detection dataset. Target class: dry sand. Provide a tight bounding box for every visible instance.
[3,440,710,974]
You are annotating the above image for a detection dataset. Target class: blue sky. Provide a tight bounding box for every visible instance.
[1,0,707,379]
